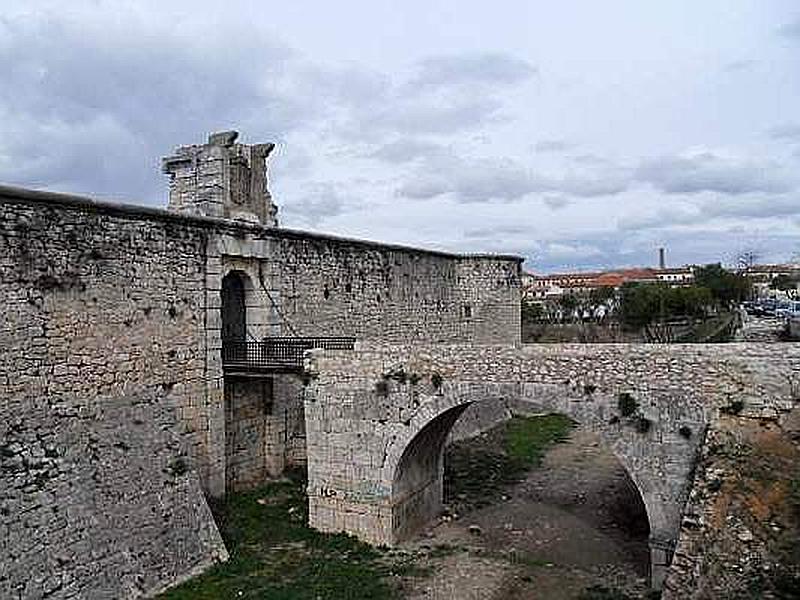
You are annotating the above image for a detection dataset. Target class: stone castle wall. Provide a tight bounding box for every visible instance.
[0,191,227,599]
[203,228,521,494]
[0,185,522,597]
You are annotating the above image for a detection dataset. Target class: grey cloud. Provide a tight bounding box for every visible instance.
[769,123,800,141]
[777,19,800,40]
[635,153,794,195]
[339,53,534,141]
[454,163,541,203]
[0,13,314,200]
[463,225,529,239]
[615,195,800,233]
[363,96,504,136]
[722,59,757,72]
[394,151,631,203]
[396,178,451,200]
[543,195,570,210]
[616,206,700,231]
[411,54,536,89]
[535,140,572,153]
[371,139,445,163]
[544,242,602,262]
[701,196,800,220]
[571,154,613,166]
[281,183,347,226]
[556,170,630,197]
[396,157,543,203]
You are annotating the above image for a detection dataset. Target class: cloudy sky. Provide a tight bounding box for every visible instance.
[1,1,799,272]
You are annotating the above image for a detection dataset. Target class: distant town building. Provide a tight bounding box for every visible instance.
[740,264,800,284]
[740,263,800,297]
[523,266,694,301]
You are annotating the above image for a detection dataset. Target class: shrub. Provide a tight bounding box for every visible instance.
[722,399,744,415]
[617,392,638,417]
[166,457,189,477]
[375,380,389,397]
[635,416,652,434]
[678,425,692,439]
[431,372,443,390]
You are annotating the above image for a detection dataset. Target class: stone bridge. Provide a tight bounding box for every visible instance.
[304,342,799,588]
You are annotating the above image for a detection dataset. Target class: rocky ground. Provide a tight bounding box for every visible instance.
[401,422,656,600]
[664,409,800,599]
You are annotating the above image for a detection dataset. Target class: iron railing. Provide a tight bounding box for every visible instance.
[222,337,356,372]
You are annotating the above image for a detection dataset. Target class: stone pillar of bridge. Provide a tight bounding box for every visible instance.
[649,536,676,590]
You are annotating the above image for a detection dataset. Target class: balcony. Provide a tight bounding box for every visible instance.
[221,337,356,375]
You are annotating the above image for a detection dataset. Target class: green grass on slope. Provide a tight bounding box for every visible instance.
[158,475,414,600]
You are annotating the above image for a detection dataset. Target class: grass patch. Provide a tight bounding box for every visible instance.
[158,474,409,600]
[444,414,573,512]
[505,414,574,467]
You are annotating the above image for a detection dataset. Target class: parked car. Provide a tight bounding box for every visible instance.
[758,299,779,316]
[776,300,800,320]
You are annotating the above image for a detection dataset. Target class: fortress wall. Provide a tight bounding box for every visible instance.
[0,185,524,596]
[208,230,522,487]
[215,231,522,344]
[0,191,227,599]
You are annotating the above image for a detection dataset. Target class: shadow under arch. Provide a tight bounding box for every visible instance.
[383,383,665,588]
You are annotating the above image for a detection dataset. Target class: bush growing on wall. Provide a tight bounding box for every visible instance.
[618,392,638,417]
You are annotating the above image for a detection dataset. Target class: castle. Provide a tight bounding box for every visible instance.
[2,132,795,599]
[0,132,522,598]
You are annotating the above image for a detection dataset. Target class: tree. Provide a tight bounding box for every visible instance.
[692,263,751,307]
[620,282,714,330]
[558,293,578,313]
[521,299,543,322]
[589,286,616,305]
[770,274,799,292]
[619,283,664,329]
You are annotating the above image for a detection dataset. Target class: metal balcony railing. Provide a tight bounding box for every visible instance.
[222,337,356,372]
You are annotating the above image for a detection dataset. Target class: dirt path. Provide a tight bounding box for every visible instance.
[403,428,652,600]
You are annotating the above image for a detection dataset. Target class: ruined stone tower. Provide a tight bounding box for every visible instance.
[162,131,279,226]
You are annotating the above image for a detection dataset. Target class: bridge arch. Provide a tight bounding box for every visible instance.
[303,344,790,591]
[381,382,673,585]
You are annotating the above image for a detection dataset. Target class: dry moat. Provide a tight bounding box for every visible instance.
[160,414,660,600]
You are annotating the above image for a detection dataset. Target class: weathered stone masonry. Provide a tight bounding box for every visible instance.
[0,180,521,598]
[0,190,227,599]
[303,342,800,589]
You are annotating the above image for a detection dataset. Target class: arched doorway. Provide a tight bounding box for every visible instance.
[221,270,272,493]
[222,271,247,343]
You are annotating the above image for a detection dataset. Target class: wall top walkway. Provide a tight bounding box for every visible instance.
[0,183,523,263]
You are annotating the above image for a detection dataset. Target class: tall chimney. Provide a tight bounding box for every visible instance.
[658,247,666,270]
